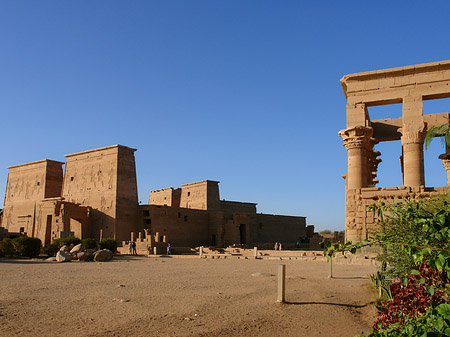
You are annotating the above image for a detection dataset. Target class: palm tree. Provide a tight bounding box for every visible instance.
[424,123,450,150]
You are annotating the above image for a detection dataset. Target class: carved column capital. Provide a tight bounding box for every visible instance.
[439,153,450,171]
[398,125,427,145]
[339,126,373,151]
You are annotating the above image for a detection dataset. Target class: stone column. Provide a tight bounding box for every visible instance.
[339,126,373,189]
[439,153,450,186]
[399,127,426,187]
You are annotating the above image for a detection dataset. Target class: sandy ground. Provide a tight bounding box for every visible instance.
[0,255,378,337]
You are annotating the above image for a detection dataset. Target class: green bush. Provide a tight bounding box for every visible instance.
[82,238,98,250]
[99,238,117,253]
[0,238,15,257]
[12,236,41,257]
[52,237,82,248]
[43,243,60,256]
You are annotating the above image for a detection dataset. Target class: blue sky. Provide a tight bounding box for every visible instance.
[1,1,450,231]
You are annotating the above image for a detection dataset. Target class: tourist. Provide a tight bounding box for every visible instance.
[279,242,282,250]
[132,241,137,255]
[167,242,172,255]
[128,241,133,254]
[274,242,278,250]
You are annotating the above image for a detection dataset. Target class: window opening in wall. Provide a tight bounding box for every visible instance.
[184,215,188,222]
[239,224,246,244]
[70,177,74,181]
[211,234,216,246]
[143,210,150,217]
[160,236,164,242]
[373,141,403,187]
[366,104,403,187]
[422,97,450,187]
[20,227,24,233]
[36,182,40,186]
[178,212,181,218]
[187,192,190,196]
[145,219,151,225]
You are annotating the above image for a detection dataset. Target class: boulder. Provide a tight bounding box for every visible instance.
[77,251,88,261]
[70,243,85,254]
[68,243,75,251]
[85,249,96,261]
[60,245,69,252]
[94,249,113,262]
[56,250,72,262]
[46,257,57,262]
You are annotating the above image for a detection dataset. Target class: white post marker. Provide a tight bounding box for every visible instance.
[277,264,286,303]
[153,246,157,255]
[253,247,258,259]
[328,256,333,279]
[199,246,203,256]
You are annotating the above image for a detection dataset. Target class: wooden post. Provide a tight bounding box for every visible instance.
[328,256,333,279]
[277,264,286,303]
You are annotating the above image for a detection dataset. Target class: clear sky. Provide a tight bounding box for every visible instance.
[2,1,450,231]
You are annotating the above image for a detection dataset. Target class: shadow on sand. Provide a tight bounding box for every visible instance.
[285,301,368,308]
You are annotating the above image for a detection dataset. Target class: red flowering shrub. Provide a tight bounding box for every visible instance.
[374,263,449,331]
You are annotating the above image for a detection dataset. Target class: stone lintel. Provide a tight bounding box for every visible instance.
[341,60,450,99]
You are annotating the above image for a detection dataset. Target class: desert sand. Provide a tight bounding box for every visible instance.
[0,255,378,337]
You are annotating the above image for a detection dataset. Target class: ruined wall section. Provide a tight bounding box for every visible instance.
[2,160,63,236]
[345,186,450,242]
[138,205,209,247]
[250,213,308,246]
[220,200,257,214]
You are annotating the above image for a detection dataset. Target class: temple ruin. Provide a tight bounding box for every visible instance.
[1,145,313,249]
[340,60,450,242]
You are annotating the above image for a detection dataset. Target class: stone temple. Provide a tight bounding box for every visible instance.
[0,145,313,250]
[340,60,450,242]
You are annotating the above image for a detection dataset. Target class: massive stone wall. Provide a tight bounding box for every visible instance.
[2,160,64,237]
[62,145,138,242]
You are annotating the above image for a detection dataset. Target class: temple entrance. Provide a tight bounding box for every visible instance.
[239,224,246,244]
[45,215,52,245]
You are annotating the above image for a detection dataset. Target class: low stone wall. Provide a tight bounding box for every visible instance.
[345,185,450,242]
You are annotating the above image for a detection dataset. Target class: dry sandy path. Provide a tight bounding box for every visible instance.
[0,256,378,337]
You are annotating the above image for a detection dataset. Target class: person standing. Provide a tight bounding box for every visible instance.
[274,242,279,250]
[167,242,172,255]
[132,241,137,255]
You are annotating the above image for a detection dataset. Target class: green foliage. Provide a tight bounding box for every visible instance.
[43,243,60,256]
[12,236,41,257]
[98,238,117,253]
[323,196,450,336]
[82,238,98,250]
[360,303,450,336]
[0,238,15,257]
[52,237,82,248]
[425,123,450,150]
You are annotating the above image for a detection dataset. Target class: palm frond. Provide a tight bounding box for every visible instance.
[424,124,450,150]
